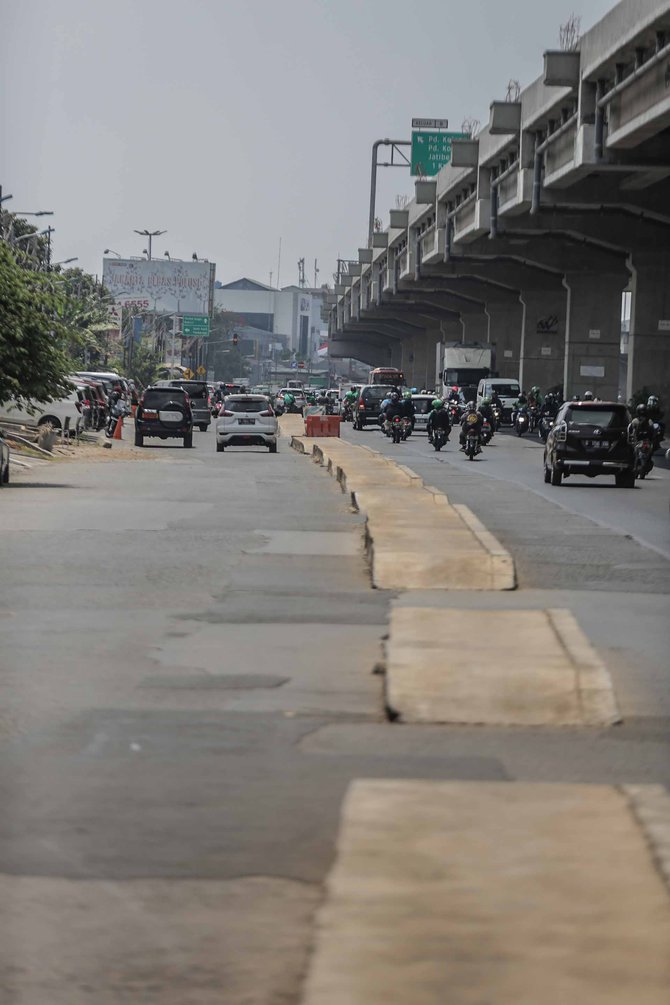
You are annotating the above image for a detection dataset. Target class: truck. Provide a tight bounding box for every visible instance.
[441,343,492,400]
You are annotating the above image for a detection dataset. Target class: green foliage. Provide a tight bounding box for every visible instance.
[124,339,163,389]
[55,267,114,365]
[0,243,74,407]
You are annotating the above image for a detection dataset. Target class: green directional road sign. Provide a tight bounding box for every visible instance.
[411,131,469,177]
[182,315,210,338]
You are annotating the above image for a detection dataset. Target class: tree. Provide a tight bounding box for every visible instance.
[0,242,74,407]
[54,267,114,365]
[124,339,163,389]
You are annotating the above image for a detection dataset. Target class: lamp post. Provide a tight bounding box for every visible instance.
[104,248,122,258]
[133,229,166,261]
[53,257,78,267]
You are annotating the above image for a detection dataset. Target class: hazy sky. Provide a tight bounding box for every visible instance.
[2,0,616,287]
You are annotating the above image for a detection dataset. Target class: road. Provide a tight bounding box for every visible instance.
[1,423,668,1003]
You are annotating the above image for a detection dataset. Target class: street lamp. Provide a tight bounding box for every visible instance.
[104,248,122,258]
[14,229,50,243]
[134,228,166,261]
[53,257,78,266]
[13,210,53,216]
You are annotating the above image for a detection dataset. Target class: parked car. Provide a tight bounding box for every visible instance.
[543,400,635,487]
[0,390,84,435]
[0,431,10,487]
[411,394,435,434]
[134,385,193,448]
[155,379,211,431]
[353,384,395,429]
[216,394,277,452]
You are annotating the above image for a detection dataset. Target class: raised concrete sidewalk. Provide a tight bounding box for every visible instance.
[301,780,670,1005]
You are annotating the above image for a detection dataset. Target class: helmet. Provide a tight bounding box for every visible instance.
[391,392,400,402]
[636,404,647,418]
[647,395,659,408]
[432,398,443,410]
[404,390,412,400]
[583,390,594,400]
[482,396,491,405]
[572,394,580,401]
[531,385,540,394]
[466,400,476,410]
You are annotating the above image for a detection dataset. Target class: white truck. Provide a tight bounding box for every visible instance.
[441,343,492,399]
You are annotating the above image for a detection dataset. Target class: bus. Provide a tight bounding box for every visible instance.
[368,367,405,386]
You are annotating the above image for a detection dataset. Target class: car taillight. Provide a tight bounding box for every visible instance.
[555,422,567,442]
[222,410,234,417]
[359,402,365,409]
[143,409,159,419]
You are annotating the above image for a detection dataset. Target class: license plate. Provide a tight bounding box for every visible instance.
[587,440,608,449]
[159,410,182,422]
[238,418,255,425]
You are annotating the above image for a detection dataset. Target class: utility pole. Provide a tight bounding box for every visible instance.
[314,259,319,288]
[298,257,306,288]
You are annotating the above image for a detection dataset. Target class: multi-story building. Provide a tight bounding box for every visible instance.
[213,278,328,359]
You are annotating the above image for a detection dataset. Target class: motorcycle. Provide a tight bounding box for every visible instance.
[634,437,654,479]
[491,404,501,431]
[465,430,481,460]
[342,401,354,422]
[105,400,130,438]
[515,408,530,437]
[432,427,448,452]
[391,416,403,444]
[401,417,412,441]
[538,414,554,443]
[481,418,493,445]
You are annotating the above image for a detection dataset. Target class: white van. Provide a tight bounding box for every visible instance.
[476,378,521,423]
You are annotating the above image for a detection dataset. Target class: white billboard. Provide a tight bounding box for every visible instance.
[102,258,215,315]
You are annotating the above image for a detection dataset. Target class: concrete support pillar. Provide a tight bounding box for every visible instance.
[460,311,489,344]
[519,289,567,392]
[407,331,439,390]
[628,250,670,405]
[485,298,523,379]
[563,270,629,401]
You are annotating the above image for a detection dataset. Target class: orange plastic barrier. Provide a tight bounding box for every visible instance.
[321,415,341,437]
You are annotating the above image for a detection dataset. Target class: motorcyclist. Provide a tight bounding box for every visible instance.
[383,392,404,428]
[459,400,484,450]
[426,398,451,443]
[528,385,543,409]
[401,390,415,428]
[511,390,528,423]
[540,392,559,418]
[479,395,495,423]
[583,390,594,401]
[629,404,656,474]
[646,395,665,448]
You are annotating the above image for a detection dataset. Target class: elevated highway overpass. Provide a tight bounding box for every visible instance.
[329,0,670,400]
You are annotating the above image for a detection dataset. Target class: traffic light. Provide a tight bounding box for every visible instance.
[232,333,239,346]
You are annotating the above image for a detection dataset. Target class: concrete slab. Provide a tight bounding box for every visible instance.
[301,780,670,1005]
[385,607,620,726]
[290,438,516,591]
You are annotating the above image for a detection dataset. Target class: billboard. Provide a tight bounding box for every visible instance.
[102,258,215,316]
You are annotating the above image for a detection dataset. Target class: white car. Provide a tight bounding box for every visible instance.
[216,395,278,453]
[0,389,84,434]
[411,394,435,434]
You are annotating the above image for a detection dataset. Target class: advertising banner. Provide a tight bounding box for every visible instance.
[102,258,215,316]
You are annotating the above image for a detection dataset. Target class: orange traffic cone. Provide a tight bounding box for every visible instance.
[112,415,123,440]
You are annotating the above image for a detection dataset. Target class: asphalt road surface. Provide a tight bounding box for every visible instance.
[1,423,668,1003]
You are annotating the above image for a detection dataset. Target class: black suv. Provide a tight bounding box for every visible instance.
[353,385,395,429]
[134,386,193,448]
[543,401,634,487]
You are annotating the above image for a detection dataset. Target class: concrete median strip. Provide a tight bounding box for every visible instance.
[385,606,621,726]
[300,779,670,1005]
[284,424,515,592]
